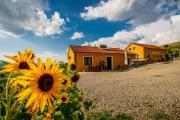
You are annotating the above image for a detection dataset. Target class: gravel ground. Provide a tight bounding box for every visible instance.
[77,60,180,120]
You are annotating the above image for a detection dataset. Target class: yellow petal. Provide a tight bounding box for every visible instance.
[45,58,52,70]
[37,58,44,71]
[29,63,38,71]
[25,93,37,108]
[15,79,29,86]
[4,55,19,62]
[40,94,48,112]
[15,88,32,101]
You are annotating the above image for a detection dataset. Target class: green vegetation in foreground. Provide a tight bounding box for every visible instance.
[153,112,170,120]
[87,111,134,120]
[161,42,180,58]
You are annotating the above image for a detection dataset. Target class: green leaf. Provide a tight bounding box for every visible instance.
[13,112,31,120]
[0,79,6,85]
[115,113,134,120]
[0,73,6,78]
[53,115,63,120]
[0,60,9,65]
[84,100,92,110]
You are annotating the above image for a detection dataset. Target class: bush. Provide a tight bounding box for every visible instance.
[87,111,134,120]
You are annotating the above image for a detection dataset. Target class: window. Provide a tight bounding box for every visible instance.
[133,47,136,50]
[129,48,131,51]
[84,57,92,65]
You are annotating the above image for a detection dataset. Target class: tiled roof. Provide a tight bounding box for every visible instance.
[69,45,132,54]
[133,43,166,50]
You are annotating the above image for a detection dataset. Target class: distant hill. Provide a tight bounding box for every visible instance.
[161,41,180,48]
[161,41,180,58]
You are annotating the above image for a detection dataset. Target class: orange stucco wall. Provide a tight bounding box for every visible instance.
[126,43,166,62]
[75,53,125,72]
[144,48,166,62]
[126,43,145,58]
[67,48,125,72]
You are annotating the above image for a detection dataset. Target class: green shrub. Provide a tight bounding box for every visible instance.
[87,111,134,120]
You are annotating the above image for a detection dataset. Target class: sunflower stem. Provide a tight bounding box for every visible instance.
[17,100,24,112]
[5,72,12,120]
[10,100,18,112]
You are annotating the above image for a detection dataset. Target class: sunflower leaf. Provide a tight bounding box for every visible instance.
[0,60,9,65]
[84,100,92,110]
[13,112,31,120]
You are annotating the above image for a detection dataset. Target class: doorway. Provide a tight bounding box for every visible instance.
[127,58,131,65]
[107,57,112,70]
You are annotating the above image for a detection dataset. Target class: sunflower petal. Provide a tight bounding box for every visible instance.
[26,93,37,108]
[15,88,32,101]
[45,58,52,70]
[40,94,48,112]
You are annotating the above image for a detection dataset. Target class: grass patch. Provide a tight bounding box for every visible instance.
[153,112,170,120]
[163,61,173,64]
[87,111,134,120]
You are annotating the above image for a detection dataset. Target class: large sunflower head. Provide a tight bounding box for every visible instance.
[15,58,69,112]
[1,49,35,72]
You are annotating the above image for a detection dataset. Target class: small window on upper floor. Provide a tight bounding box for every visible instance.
[133,47,136,50]
[129,48,131,51]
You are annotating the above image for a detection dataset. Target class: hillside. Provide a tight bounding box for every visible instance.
[161,41,180,48]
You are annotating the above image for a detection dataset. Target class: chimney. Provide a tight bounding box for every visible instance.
[100,44,107,48]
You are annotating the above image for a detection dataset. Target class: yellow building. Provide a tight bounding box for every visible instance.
[67,45,136,72]
[126,43,166,62]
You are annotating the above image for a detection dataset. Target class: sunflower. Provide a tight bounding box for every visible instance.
[61,76,72,89]
[15,58,67,112]
[57,93,69,104]
[1,49,35,72]
[71,74,80,83]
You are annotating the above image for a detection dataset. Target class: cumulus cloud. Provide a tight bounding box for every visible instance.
[81,0,179,25]
[0,0,65,37]
[38,51,66,62]
[0,51,67,63]
[82,14,180,48]
[70,32,84,40]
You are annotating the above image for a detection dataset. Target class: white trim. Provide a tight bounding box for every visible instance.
[83,56,93,66]
[106,56,113,70]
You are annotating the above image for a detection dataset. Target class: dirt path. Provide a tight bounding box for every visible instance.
[78,60,180,120]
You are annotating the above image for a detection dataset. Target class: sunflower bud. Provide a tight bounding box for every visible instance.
[71,74,80,83]
[70,64,76,71]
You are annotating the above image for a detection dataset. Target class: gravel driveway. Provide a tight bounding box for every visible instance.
[77,60,180,120]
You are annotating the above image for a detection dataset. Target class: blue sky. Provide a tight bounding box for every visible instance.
[0,0,180,61]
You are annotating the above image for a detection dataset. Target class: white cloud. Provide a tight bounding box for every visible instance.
[24,11,65,36]
[82,14,180,48]
[0,0,65,37]
[70,32,84,40]
[81,0,179,25]
[37,51,67,62]
[0,51,67,63]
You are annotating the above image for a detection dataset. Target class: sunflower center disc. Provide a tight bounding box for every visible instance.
[19,62,30,70]
[38,74,54,92]
[62,79,67,85]
[62,97,66,101]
